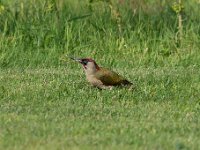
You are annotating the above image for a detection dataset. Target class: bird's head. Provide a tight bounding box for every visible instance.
[69,57,100,72]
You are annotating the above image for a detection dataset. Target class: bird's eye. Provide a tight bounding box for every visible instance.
[82,60,88,65]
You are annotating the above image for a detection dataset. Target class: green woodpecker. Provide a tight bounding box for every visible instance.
[70,57,132,89]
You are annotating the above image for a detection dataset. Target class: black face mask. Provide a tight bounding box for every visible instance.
[81,60,88,65]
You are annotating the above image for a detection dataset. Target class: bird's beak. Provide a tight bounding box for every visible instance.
[68,56,82,63]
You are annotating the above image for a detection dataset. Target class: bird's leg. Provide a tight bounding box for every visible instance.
[99,85,113,90]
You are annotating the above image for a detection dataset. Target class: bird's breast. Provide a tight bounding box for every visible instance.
[86,74,103,87]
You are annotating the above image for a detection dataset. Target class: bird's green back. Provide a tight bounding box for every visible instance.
[94,67,132,86]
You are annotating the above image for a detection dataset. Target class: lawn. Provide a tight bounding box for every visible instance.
[0,67,199,149]
[0,0,200,149]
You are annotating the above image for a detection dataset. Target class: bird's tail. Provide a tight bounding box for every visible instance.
[121,80,133,85]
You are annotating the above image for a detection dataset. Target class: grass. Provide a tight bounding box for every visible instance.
[0,67,200,149]
[0,0,200,149]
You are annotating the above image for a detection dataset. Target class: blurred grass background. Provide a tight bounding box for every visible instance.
[0,0,199,68]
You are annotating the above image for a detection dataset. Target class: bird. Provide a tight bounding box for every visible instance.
[69,57,133,89]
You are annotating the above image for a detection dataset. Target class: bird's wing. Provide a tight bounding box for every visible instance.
[95,68,132,86]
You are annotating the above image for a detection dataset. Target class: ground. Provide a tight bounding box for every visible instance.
[0,67,199,149]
